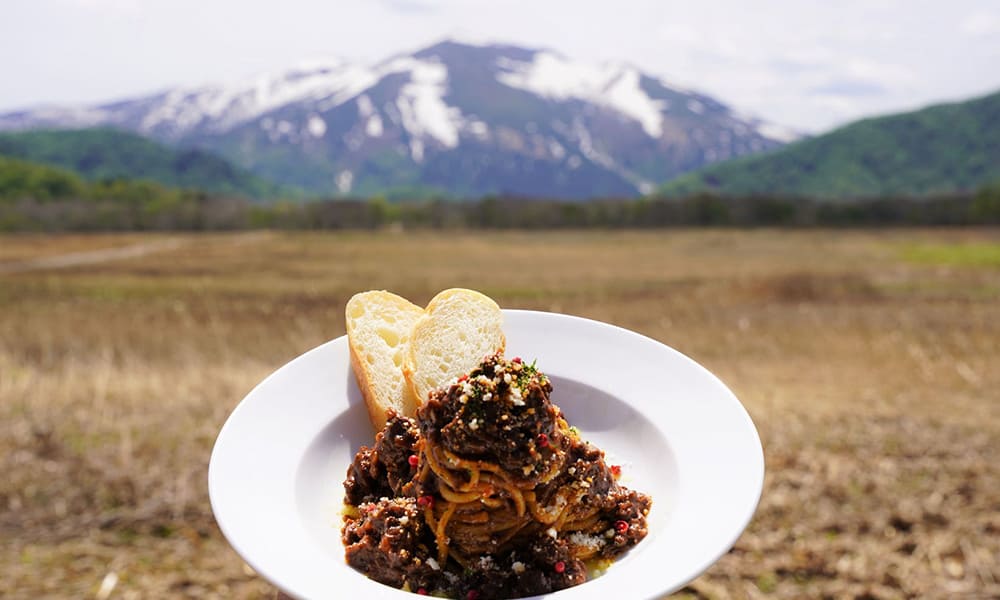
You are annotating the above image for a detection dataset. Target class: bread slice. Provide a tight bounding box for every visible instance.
[345,291,424,431]
[403,288,506,405]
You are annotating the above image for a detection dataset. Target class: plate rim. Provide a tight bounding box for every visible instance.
[209,309,765,599]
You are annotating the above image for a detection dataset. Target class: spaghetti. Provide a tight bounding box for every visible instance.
[342,354,651,599]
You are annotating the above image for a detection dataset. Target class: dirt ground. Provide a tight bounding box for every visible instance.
[1,229,998,599]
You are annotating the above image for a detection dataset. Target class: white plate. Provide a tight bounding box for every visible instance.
[209,310,764,600]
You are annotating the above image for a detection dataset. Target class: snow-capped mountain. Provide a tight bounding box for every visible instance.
[0,41,796,199]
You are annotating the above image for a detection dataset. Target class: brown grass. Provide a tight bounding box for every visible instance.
[2,229,999,599]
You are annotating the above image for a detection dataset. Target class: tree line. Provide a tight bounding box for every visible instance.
[2,156,999,231]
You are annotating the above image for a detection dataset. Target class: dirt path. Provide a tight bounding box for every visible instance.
[0,238,186,274]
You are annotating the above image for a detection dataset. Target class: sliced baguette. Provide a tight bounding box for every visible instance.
[345,291,423,431]
[403,288,506,405]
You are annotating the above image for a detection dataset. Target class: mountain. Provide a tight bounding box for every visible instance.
[659,90,1000,199]
[0,40,794,199]
[0,128,286,199]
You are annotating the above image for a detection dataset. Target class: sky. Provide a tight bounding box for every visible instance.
[2,0,999,133]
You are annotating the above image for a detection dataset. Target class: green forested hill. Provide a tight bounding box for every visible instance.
[0,155,198,204]
[660,90,1000,198]
[0,128,288,199]
[0,156,88,201]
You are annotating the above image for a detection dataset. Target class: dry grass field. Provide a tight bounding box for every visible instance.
[1,229,998,599]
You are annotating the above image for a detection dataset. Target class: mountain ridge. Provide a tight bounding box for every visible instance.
[0,40,792,199]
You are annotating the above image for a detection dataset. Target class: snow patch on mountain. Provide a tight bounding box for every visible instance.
[687,99,705,115]
[24,105,110,128]
[365,114,384,137]
[603,70,665,137]
[139,60,377,135]
[495,52,665,138]
[356,95,383,137]
[465,120,490,140]
[569,117,654,192]
[356,94,375,117]
[307,115,327,137]
[336,170,353,193]
[391,58,462,160]
[548,139,566,160]
[127,53,471,152]
[409,139,425,162]
[571,117,613,169]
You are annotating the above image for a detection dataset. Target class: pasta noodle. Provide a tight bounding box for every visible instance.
[418,416,606,566]
[341,353,651,599]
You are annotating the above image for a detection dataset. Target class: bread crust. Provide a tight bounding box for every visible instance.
[345,290,422,432]
[348,338,389,431]
[403,288,506,405]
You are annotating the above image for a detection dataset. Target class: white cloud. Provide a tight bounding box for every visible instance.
[59,0,140,13]
[657,23,702,46]
[842,58,913,86]
[629,1,998,130]
[374,0,440,14]
[961,11,1000,36]
[1,0,999,133]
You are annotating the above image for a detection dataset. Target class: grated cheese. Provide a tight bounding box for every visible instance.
[569,531,606,552]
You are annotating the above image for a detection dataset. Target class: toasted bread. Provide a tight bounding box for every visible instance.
[345,291,423,431]
[403,288,506,405]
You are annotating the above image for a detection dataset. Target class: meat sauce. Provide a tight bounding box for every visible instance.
[342,354,651,599]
